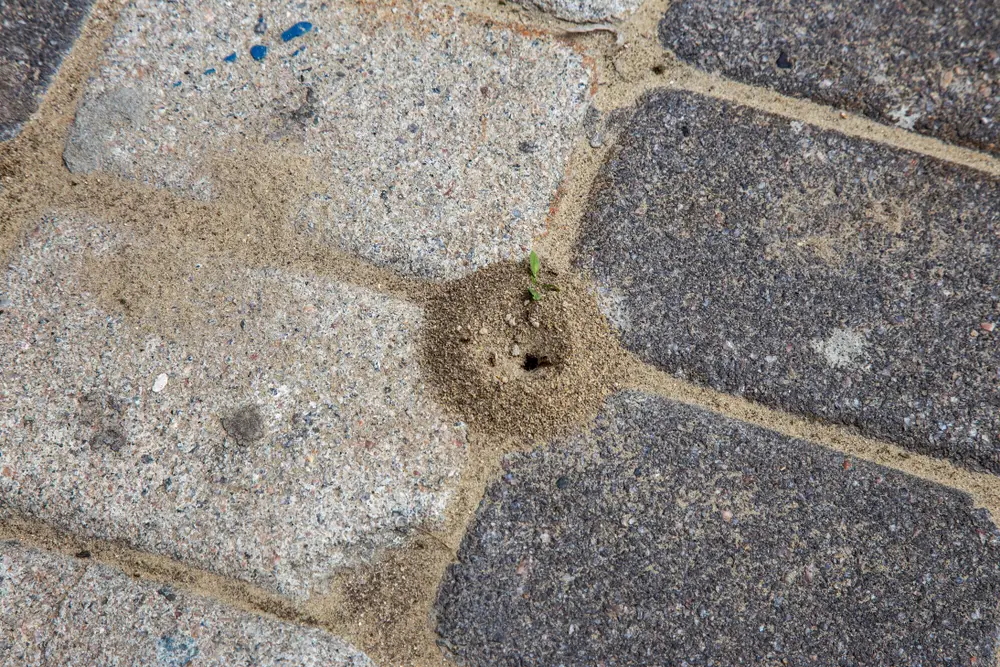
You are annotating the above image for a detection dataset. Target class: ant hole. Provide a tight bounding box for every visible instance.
[651,64,666,75]
[523,354,553,371]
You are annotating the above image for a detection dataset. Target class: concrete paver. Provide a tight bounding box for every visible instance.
[0,540,373,665]
[661,0,1000,153]
[576,89,1000,473]
[62,0,592,279]
[436,392,1000,665]
[0,0,95,141]
[0,213,467,599]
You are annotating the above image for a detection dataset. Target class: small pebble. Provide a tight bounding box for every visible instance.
[479,326,489,335]
[511,344,521,357]
[981,322,995,332]
[721,509,733,522]
[152,373,168,393]
[529,318,540,328]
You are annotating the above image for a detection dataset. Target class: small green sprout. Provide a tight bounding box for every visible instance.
[526,251,557,301]
[529,250,541,283]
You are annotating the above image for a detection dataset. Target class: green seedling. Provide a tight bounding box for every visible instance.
[526,251,557,300]
[529,250,541,283]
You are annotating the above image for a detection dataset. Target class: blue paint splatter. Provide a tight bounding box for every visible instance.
[172,81,182,87]
[203,67,216,75]
[291,47,305,57]
[281,21,312,42]
[250,45,268,61]
[223,52,237,63]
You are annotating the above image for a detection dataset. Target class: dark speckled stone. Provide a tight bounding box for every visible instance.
[0,0,95,141]
[436,392,1000,666]
[575,89,1000,474]
[660,0,1000,154]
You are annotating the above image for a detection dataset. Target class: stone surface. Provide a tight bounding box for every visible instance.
[511,0,643,23]
[62,0,592,279]
[0,541,372,665]
[0,0,95,141]
[660,0,1000,153]
[436,392,1000,665]
[576,90,1000,473]
[0,213,467,598]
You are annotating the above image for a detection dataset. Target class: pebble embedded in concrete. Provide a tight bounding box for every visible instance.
[62,0,593,279]
[0,213,468,598]
[0,541,373,665]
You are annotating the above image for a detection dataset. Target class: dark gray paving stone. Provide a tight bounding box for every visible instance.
[436,392,1000,666]
[0,0,95,141]
[575,89,1000,473]
[660,0,1000,153]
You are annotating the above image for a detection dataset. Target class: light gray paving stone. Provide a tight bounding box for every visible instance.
[62,0,593,279]
[436,392,1000,666]
[510,0,643,23]
[0,0,95,141]
[0,213,467,599]
[0,541,373,665]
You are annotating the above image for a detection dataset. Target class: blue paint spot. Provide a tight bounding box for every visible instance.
[250,45,268,61]
[203,67,216,75]
[156,634,199,666]
[291,47,305,57]
[281,21,312,42]
[223,52,237,63]
[172,81,182,87]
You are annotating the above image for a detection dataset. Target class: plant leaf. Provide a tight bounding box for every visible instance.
[529,250,541,281]
[527,285,543,301]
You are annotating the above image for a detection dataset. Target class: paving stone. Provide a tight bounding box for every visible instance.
[660,0,1000,153]
[436,392,1000,665]
[0,213,467,598]
[0,541,373,665]
[62,0,592,279]
[511,0,643,23]
[0,0,95,141]
[575,89,1000,473]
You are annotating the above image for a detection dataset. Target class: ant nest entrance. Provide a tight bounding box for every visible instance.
[422,260,621,441]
